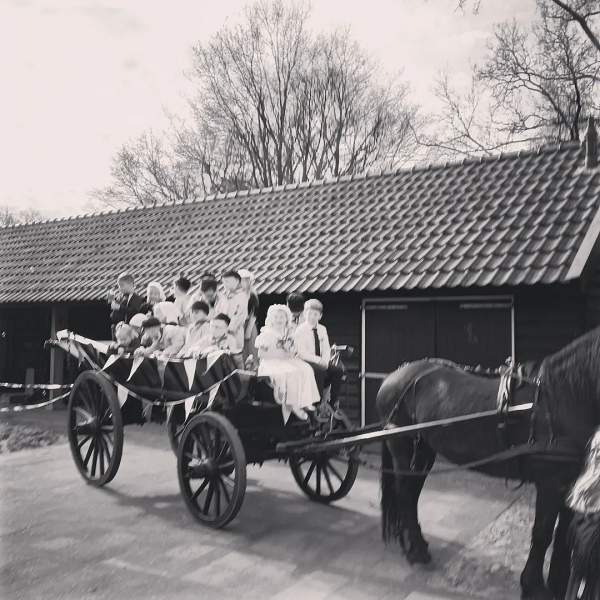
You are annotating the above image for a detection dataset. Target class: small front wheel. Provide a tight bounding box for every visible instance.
[67,371,123,487]
[177,412,246,528]
[290,406,359,503]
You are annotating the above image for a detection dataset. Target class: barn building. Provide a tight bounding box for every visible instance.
[2,123,600,425]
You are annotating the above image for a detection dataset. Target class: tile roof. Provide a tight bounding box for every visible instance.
[1,140,600,303]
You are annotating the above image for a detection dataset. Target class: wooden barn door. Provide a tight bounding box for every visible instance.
[435,300,512,368]
[362,302,435,424]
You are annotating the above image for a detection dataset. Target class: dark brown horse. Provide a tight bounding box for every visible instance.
[376,328,600,600]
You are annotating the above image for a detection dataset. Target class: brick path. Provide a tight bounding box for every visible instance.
[1,413,524,599]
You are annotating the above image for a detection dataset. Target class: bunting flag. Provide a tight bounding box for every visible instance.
[207,382,221,408]
[102,354,120,372]
[184,359,197,391]
[127,356,144,382]
[156,358,168,387]
[206,350,224,370]
[117,384,129,407]
[184,395,196,418]
[142,403,153,423]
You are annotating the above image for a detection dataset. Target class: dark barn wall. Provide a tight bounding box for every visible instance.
[514,283,586,363]
[0,305,52,383]
[585,256,600,330]
[0,281,589,423]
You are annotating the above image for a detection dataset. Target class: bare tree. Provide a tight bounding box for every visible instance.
[480,5,600,141]
[180,0,418,192]
[420,0,600,160]
[0,205,43,227]
[90,131,201,209]
[454,0,600,53]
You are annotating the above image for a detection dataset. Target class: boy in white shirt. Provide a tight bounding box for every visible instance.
[294,299,344,403]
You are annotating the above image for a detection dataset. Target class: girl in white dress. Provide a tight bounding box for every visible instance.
[254,305,320,423]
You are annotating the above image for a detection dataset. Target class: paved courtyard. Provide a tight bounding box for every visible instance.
[1,412,523,600]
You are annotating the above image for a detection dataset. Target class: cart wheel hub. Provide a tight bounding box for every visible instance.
[76,418,99,436]
[188,458,217,478]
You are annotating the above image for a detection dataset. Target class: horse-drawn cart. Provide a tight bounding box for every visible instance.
[49,331,360,528]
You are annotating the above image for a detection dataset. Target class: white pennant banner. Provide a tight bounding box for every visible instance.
[156,359,168,386]
[102,354,120,371]
[127,356,144,381]
[184,396,196,418]
[206,350,225,370]
[117,384,129,407]
[184,359,197,391]
[207,382,221,408]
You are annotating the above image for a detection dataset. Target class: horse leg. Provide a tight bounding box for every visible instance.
[520,483,562,600]
[380,435,435,564]
[403,437,437,564]
[547,507,573,600]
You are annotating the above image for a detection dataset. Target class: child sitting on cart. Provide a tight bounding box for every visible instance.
[190,313,243,368]
[177,300,211,357]
[107,322,141,356]
[135,310,185,358]
[254,304,320,423]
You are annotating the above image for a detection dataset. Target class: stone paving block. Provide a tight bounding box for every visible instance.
[183,550,259,586]
[403,592,455,600]
[33,536,78,550]
[164,542,218,561]
[269,570,348,600]
[325,577,400,600]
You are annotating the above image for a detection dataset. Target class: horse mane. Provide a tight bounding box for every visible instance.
[542,326,600,416]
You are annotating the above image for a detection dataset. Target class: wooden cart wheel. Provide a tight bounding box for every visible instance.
[167,404,186,454]
[290,407,359,504]
[67,371,123,487]
[177,412,246,528]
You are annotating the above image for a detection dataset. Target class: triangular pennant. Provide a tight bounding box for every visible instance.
[184,359,197,391]
[281,403,292,425]
[127,356,144,382]
[143,403,153,423]
[166,404,174,422]
[207,382,221,408]
[184,396,196,419]
[206,350,225,370]
[117,385,129,407]
[102,354,120,371]
[156,358,168,387]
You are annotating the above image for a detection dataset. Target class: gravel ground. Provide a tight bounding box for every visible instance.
[0,421,67,453]
[429,487,537,598]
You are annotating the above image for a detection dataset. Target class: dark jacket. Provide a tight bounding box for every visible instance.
[566,511,600,600]
[110,293,143,325]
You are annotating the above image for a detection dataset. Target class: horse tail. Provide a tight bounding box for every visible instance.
[381,440,403,547]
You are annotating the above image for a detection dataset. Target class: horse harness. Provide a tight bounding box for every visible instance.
[376,358,585,478]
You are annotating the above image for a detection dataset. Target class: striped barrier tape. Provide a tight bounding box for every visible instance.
[0,390,71,413]
[0,383,73,390]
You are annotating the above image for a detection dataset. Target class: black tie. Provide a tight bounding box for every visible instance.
[313,328,321,357]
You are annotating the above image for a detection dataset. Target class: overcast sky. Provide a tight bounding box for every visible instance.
[1,0,536,219]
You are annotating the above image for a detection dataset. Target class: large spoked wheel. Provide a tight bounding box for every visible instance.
[290,405,359,504]
[167,404,187,454]
[177,412,246,528]
[67,371,123,487]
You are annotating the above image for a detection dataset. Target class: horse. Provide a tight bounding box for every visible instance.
[376,328,600,600]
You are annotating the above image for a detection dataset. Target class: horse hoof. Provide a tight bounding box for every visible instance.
[407,545,432,564]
